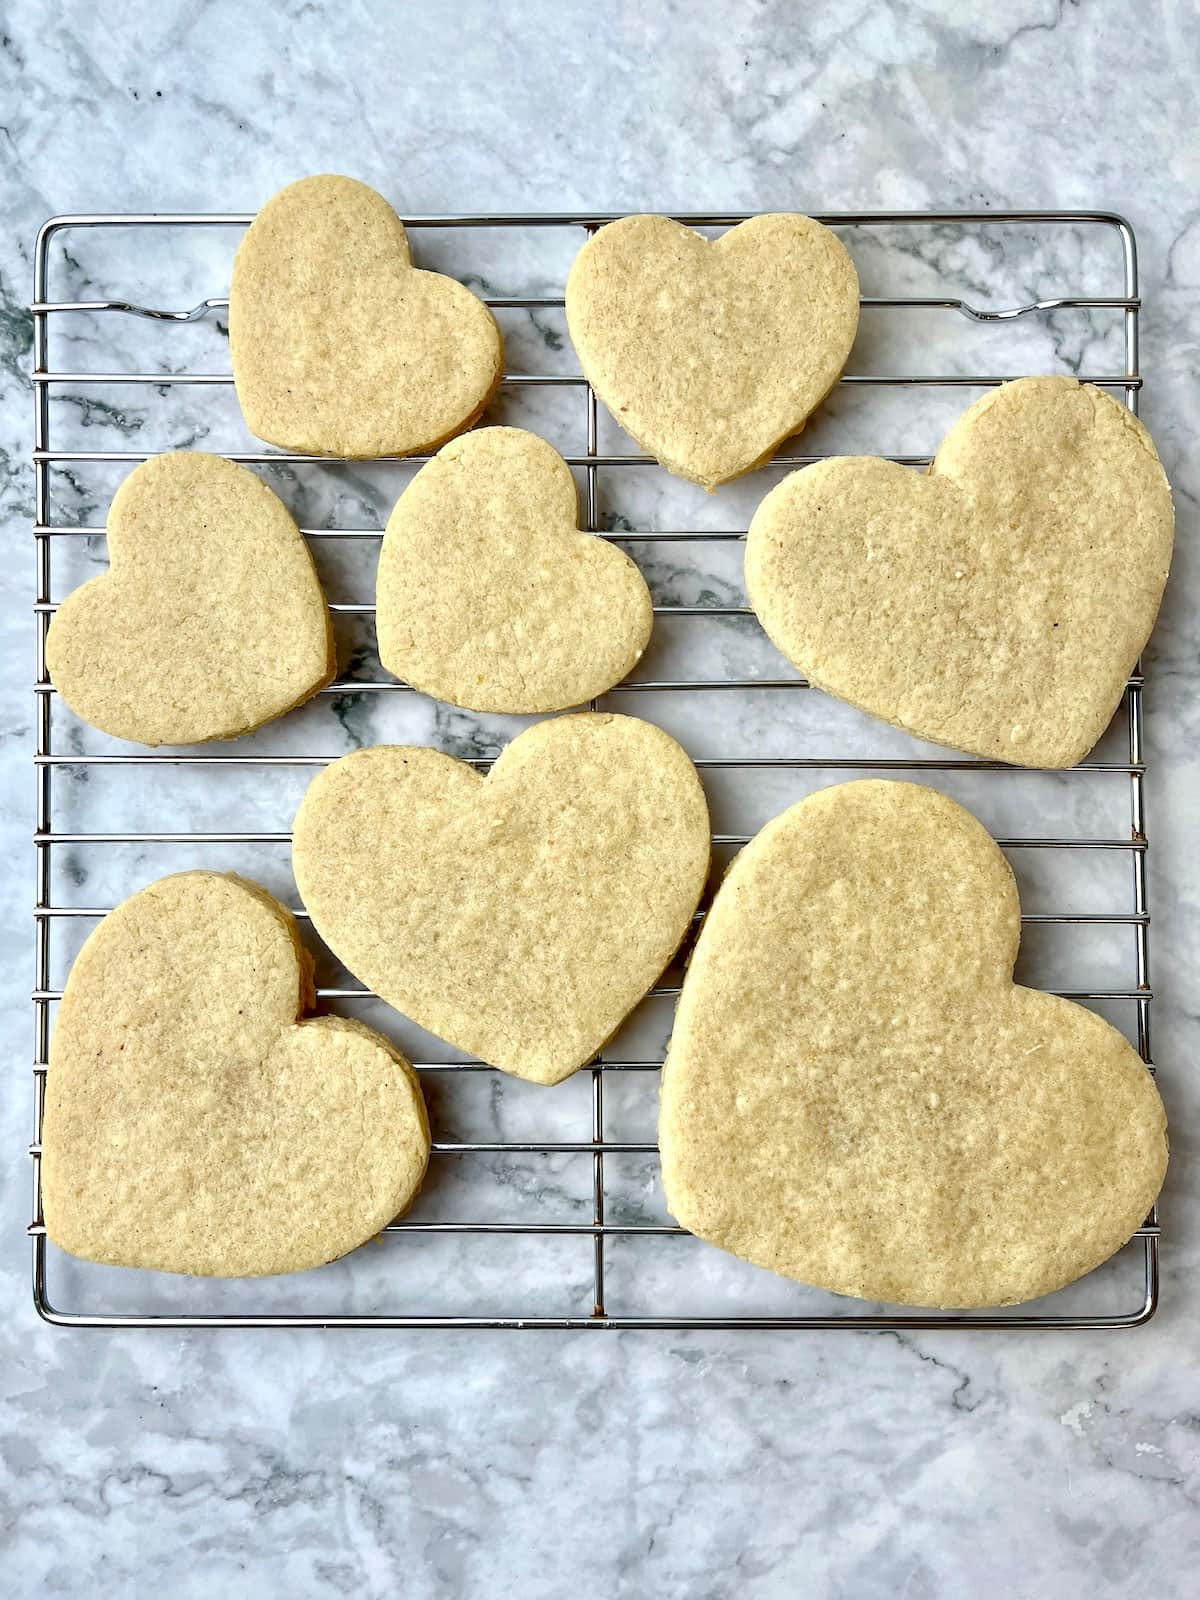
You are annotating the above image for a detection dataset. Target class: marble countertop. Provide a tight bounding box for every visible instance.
[2,2,1198,1594]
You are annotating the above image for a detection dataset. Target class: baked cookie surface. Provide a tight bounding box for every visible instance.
[46,451,334,746]
[230,174,502,457]
[565,213,859,488]
[293,715,711,1085]
[42,872,430,1278]
[659,780,1167,1309]
[744,377,1174,768]
[377,426,652,712]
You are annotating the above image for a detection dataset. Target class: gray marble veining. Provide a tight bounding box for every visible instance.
[1,1,1198,1594]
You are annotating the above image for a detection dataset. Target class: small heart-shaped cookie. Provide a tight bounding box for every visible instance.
[566,213,859,488]
[293,715,711,1084]
[660,781,1167,1309]
[745,378,1174,768]
[230,175,503,457]
[42,872,430,1277]
[377,426,653,711]
[46,452,334,746]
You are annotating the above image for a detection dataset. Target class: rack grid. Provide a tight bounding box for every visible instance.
[29,210,1158,1329]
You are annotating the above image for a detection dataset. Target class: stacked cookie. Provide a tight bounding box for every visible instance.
[42,177,1172,1308]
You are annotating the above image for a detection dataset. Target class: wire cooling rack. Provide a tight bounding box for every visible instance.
[28,209,1159,1329]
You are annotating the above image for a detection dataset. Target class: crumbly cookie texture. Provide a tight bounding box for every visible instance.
[46,451,334,746]
[376,426,653,712]
[42,872,430,1278]
[293,714,711,1085]
[660,780,1167,1310]
[230,174,503,457]
[745,377,1174,768]
[565,213,859,489]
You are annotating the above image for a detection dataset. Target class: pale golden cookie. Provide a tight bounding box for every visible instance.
[565,213,859,489]
[229,175,503,457]
[376,426,653,712]
[293,715,710,1084]
[42,872,430,1278]
[745,378,1174,768]
[46,452,334,746]
[660,780,1167,1309]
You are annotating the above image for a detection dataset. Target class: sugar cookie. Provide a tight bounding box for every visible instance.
[745,378,1174,767]
[293,715,710,1084]
[230,174,502,457]
[377,426,652,711]
[566,213,858,488]
[660,780,1167,1308]
[42,872,430,1277]
[46,451,334,746]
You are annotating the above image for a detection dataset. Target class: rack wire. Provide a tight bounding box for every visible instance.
[29,210,1158,1329]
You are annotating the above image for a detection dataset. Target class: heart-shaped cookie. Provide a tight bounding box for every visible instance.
[745,378,1174,768]
[376,426,653,712]
[42,872,430,1277]
[293,715,711,1084]
[660,780,1167,1309]
[229,175,503,457]
[565,213,859,489]
[46,451,334,746]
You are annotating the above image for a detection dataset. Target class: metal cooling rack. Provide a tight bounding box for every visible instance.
[29,209,1158,1329]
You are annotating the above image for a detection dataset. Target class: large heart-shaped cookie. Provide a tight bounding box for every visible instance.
[745,378,1174,768]
[42,872,430,1277]
[565,213,859,489]
[46,452,334,746]
[660,780,1167,1309]
[293,715,710,1084]
[377,426,653,711]
[230,175,503,457]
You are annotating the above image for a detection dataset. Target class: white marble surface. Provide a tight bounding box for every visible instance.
[2,0,1199,1593]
